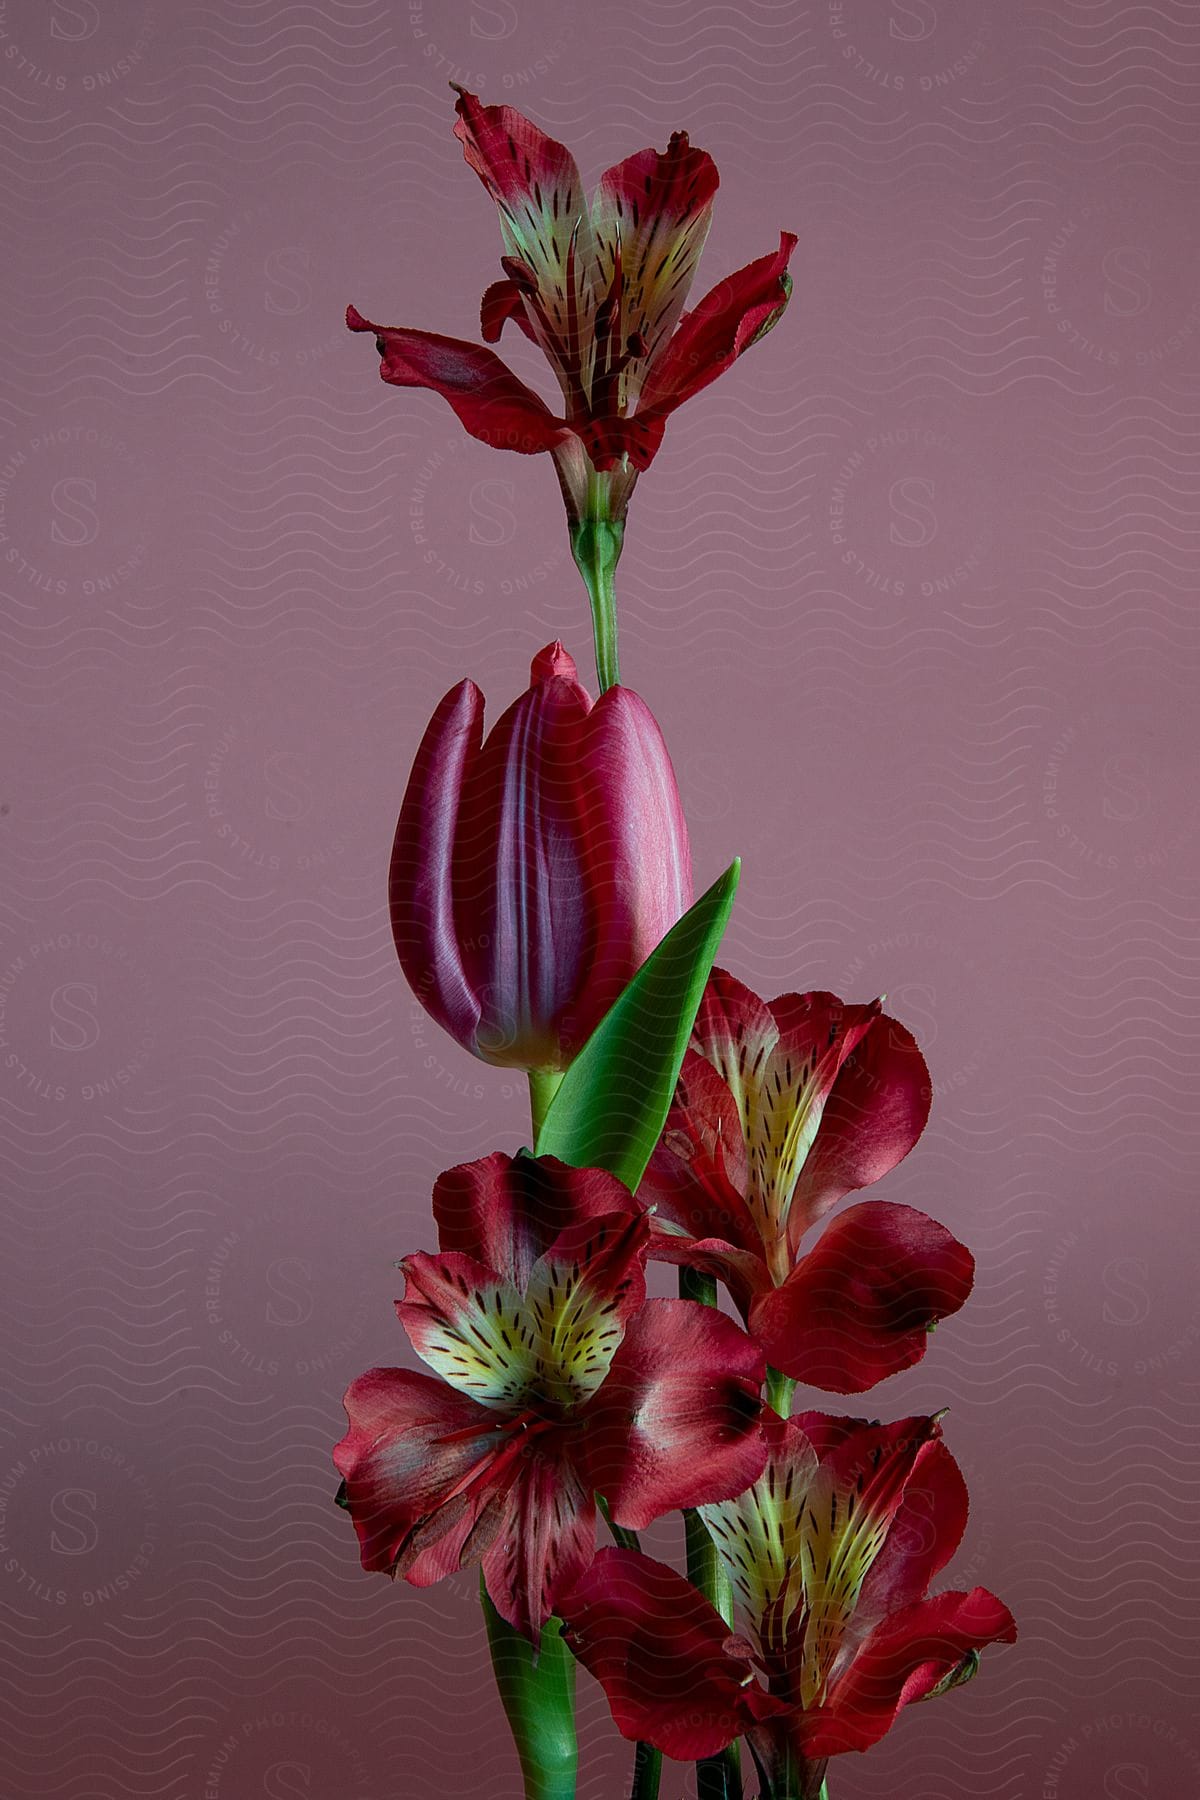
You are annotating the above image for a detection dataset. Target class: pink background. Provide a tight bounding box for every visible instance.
[3,2,1199,1796]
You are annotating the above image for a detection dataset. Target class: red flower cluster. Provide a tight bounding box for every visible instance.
[337,85,1012,1800]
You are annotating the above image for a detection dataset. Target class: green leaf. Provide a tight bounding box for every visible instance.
[535,859,741,1190]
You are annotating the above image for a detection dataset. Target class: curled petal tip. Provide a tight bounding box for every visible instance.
[531,641,580,683]
[346,303,371,331]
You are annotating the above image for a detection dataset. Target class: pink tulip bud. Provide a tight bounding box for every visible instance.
[390,643,692,1071]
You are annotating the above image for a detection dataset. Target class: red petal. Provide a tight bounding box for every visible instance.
[397,1251,535,1408]
[450,643,594,1069]
[569,685,693,1036]
[798,1588,1017,1757]
[481,1445,596,1640]
[480,278,540,346]
[786,1013,932,1247]
[689,974,885,1278]
[643,1223,771,1319]
[792,1409,942,1487]
[640,1051,756,1247]
[854,1441,970,1630]
[638,1051,769,1312]
[751,1203,974,1393]
[334,1368,512,1582]
[559,1548,772,1760]
[627,232,797,466]
[590,131,720,403]
[523,1209,650,1406]
[389,676,485,1059]
[432,1151,639,1290]
[346,306,570,455]
[451,88,595,391]
[582,1298,766,1530]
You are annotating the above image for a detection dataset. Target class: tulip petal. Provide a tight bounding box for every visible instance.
[590,131,720,408]
[432,1151,639,1290]
[481,1445,596,1640]
[796,1588,1017,1757]
[451,644,594,1069]
[571,685,693,1034]
[452,87,597,394]
[560,1548,773,1761]
[750,1202,975,1393]
[626,231,797,467]
[397,1251,538,1409]
[346,306,570,455]
[785,1014,932,1248]
[334,1367,513,1582]
[582,1297,766,1531]
[389,676,485,1057]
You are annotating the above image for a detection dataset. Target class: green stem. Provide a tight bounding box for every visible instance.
[765,1365,796,1419]
[597,1492,641,1553]
[679,1269,742,1800]
[528,1069,564,1147]
[569,474,625,693]
[629,1739,663,1800]
[481,1576,578,1800]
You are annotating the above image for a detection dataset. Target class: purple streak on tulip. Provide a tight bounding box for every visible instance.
[390,643,693,1071]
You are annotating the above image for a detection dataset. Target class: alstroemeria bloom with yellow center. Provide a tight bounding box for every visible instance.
[347,88,795,685]
[334,1152,768,1642]
[349,86,794,523]
[638,969,975,1393]
[560,1412,1016,1799]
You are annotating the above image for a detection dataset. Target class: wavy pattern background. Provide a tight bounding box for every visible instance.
[2,1,1198,1795]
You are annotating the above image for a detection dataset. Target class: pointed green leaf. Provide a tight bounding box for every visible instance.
[535,859,741,1190]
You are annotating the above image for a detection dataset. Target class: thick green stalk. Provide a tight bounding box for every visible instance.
[679,1268,742,1800]
[568,471,625,693]
[481,1578,578,1800]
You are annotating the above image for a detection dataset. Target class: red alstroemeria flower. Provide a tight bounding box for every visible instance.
[638,969,973,1392]
[334,1152,767,1641]
[561,1411,1015,1797]
[347,86,796,527]
[391,641,691,1071]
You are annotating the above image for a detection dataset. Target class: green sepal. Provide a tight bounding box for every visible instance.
[924,1647,981,1699]
[535,859,741,1190]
